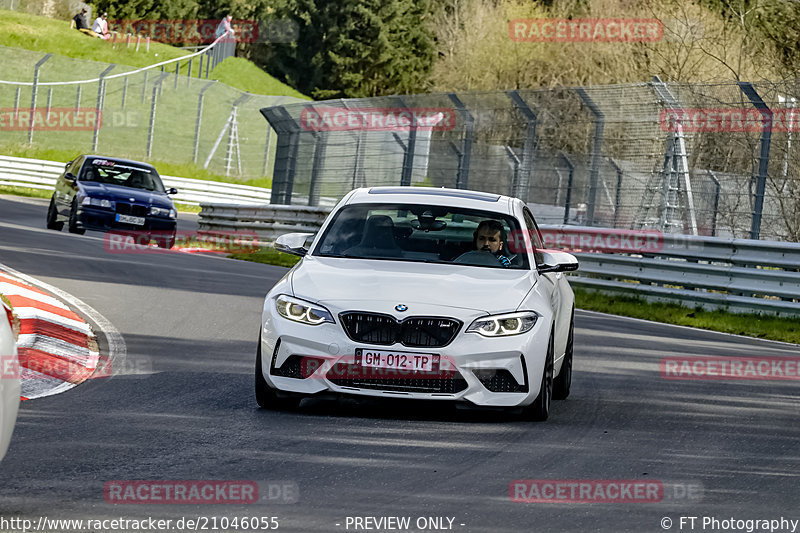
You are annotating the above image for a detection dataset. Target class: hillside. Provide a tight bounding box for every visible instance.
[0,8,307,98]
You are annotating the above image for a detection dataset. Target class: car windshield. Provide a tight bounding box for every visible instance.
[313,203,530,269]
[79,160,166,193]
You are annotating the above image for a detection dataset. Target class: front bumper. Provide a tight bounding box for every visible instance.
[77,206,177,232]
[259,304,550,408]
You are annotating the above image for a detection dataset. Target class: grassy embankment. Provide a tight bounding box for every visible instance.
[0,8,308,204]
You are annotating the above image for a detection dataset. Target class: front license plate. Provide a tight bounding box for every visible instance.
[355,349,439,372]
[116,214,145,225]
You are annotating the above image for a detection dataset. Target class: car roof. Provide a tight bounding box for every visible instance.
[346,187,515,214]
[81,155,157,170]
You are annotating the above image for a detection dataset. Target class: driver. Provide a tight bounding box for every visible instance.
[471,220,513,267]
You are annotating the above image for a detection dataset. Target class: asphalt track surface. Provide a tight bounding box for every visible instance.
[0,194,798,533]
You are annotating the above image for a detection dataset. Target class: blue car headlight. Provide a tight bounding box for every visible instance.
[275,295,334,325]
[150,206,177,218]
[81,196,113,209]
[466,311,539,337]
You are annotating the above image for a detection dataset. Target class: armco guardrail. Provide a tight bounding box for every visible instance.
[198,203,331,241]
[0,155,271,205]
[197,203,800,316]
[545,226,800,316]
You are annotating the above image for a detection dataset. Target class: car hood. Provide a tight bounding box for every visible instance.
[291,256,534,314]
[80,183,172,207]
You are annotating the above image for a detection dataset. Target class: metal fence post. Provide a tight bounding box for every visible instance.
[187,58,193,84]
[28,53,52,144]
[141,70,148,104]
[738,82,772,240]
[45,87,53,122]
[92,64,115,152]
[504,146,521,197]
[261,107,299,204]
[74,85,80,112]
[560,152,575,224]
[707,170,721,237]
[146,73,169,158]
[607,157,623,227]
[193,81,216,164]
[121,76,128,109]
[448,94,474,189]
[262,123,274,178]
[308,129,328,206]
[174,61,180,90]
[205,51,210,78]
[392,96,417,187]
[14,87,20,117]
[575,88,604,226]
[506,91,538,201]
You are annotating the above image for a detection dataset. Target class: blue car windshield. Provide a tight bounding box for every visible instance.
[80,161,166,193]
[313,203,531,269]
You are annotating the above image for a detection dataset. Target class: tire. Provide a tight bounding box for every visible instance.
[46,197,64,231]
[255,338,300,410]
[156,232,176,249]
[67,199,85,235]
[526,331,554,421]
[553,308,574,401]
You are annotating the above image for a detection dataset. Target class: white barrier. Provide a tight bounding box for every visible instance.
[0,154,271,205]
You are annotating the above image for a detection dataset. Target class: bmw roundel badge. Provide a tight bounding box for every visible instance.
[395,304,408,312]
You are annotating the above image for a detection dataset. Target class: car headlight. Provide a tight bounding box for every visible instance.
[150,206,176,218]
[275,295,334,325]
[81,197,113,209]
[466,311,539,337]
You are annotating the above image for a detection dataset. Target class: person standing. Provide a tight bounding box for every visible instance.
[215,14,235,40]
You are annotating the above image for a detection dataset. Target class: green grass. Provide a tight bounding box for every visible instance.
[0,8,305,98]
[228,248,301,268]
[0,185,51,199]
[210,57,307,100]
[574,287,799,344]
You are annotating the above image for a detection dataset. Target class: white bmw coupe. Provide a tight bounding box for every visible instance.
[257,187,578,420]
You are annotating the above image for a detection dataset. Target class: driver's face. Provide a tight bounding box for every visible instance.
[476,228,503,253]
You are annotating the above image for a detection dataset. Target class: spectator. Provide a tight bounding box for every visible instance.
[72,8,89,30]
[215,14,235,41]
[92,12,111,40]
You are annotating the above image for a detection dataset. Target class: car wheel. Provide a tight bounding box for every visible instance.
[67,199,86,235]
[526,331,554,421]
[46,197,64,231]
[156,232,176,249]
[553,308,574,401]
[255,338,300,410]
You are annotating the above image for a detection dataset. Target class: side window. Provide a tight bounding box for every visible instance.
[69,158,83,177]
[522,208,545,266]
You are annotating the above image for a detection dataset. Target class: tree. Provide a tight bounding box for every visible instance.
[255,0,435,99]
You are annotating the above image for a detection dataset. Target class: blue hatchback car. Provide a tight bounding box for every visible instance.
[46,155,179,248]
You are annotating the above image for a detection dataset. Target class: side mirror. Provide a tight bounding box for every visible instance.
[537,250,579,274]
[274,232,314,258]
[167,187,178,195]
[64,172,77,183]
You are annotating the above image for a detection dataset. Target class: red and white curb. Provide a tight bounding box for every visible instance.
[0,266,111,400]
